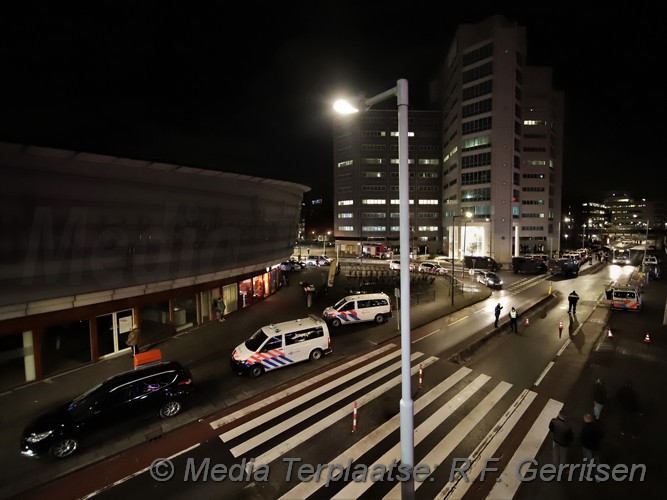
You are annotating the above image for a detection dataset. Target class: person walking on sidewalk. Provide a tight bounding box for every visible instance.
[549,411,573,468]
[568,290,579,313]
[593,378,607,421]
[580,413,604,466]
[215,297,226,322]
[509,307,518,332]
[617,381,641,438]
[494,303,503,328]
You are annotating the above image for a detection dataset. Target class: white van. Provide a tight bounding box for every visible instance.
[230,315,332,377]
[322,292,392,328]
[606,285,642,311]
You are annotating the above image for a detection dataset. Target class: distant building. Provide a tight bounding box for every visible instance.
[331,15,564,263]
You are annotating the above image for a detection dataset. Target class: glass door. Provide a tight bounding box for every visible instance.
[96,309,134,358]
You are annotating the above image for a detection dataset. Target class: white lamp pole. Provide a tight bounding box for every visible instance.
[334,79,413,497]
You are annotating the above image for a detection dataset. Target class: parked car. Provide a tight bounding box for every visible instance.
[279,261,302,272]
[642,255,658,266]
[305,255,331,266]
[389,259,415,271]
[20,361,194,459]
[464,256,501,272]
[418,262,448,275]
[475,270,503,288]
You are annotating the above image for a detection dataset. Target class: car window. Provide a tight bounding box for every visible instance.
[260,336,283,352]
[245,330,268,351]
[340,301,355,311]
[357,300,372,309]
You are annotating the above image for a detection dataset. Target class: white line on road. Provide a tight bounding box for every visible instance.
[534,361,554,387]
[556,338,571,357]
[413,328,440,342]
[278,367,472,500]
[487,398,563,499]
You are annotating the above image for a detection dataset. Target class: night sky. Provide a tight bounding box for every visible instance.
[0,3,663,212]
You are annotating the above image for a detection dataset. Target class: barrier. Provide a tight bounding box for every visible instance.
[352,401,358,432]
[134,349,162,368]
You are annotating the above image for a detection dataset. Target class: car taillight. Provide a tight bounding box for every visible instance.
[177,377,192,385]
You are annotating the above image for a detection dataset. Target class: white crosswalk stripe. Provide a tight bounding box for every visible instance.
[213,351,562,500]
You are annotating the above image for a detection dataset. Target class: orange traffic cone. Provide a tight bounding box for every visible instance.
[607,328,613,339]
[524,318,530,327]
[644,333,651,343]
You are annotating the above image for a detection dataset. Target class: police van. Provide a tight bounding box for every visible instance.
[322,292,392,328]
[230,315,332,378]
[605,285,642,311]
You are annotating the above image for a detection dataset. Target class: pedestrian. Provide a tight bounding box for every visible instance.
[617,381,641,438]
[215,297,226,322]
[509,307,518,332]
[568,290,579,313]
[593,378,607,421]
[580,413,604,466]
[549,411,574,468]
[126,326,141,356]
[494,303,503,328]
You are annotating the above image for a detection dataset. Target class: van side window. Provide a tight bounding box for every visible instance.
[261,336,282,352]
[370,299,389,307]
[340,301,355,312]
[357,300,372,309]
[285,328,324,345]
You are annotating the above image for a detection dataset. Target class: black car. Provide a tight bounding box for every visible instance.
[20,361,193,459]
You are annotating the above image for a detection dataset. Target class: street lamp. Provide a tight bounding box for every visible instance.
[334,79,414,496]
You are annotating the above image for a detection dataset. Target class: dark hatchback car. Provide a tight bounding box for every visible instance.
[476,270,504,289]
[20,361,193,459]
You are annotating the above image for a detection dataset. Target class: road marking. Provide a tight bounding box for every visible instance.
[487,398,562,499]
[334,373,491,499]
[450,315,469,325]
[210,344,396,429]
[278,366,472,500]
[250,356,439,467]
[79,443,200,499]
[440,389,537,499]
[556,339,571,357]
[414,328,440,342]
[228,351,426,456]
[383,381,512,498]
[534,361,554,386]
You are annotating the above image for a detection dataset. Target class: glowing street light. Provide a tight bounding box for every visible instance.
[334,79,414,497]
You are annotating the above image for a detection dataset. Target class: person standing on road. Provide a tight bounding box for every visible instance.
[549,411,574,468]
[126,326,141,356]
[580,413,604,466]
[568,290,579,313]
[494,303,503,328]
[509,307,518,332]
[593,378,607,421]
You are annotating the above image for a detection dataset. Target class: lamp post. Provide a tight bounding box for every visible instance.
[334,79,414,497]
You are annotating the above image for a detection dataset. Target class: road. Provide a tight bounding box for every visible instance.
[9,260,648,500]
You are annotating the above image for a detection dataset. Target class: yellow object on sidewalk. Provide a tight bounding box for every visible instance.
[548,282,553,295]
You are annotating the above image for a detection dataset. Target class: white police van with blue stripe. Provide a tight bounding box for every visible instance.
[323,292,392,328]
[230,315,332,378]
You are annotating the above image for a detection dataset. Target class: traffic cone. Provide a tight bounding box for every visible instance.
[559,320,563,331]
[644,333,651,343]
[524,318,530,327]
[607,328,613,339]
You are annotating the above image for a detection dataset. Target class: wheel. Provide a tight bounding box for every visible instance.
[309,348,323,361]
[159,400,183,418]
[50,437,79,459]
[249,364,264,378]
[374,314,385,324]
[331,318,341,328]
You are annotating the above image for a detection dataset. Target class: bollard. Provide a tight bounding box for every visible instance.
[559,320,563,332]
[307,292,313,308]
[352,401,358,432]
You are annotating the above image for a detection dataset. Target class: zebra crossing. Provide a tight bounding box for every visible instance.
[503,274,549,294]
[208,344,562,499]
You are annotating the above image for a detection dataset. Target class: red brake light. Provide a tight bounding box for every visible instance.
[177,377,192,386]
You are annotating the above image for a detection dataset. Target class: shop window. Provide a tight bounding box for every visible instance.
[41,320,92,377]
[0,332,36,392]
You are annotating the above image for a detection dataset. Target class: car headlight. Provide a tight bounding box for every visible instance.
[26,430,53,443]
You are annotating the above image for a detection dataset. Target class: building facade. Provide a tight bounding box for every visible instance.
[0,142,308,392]
[332,109,443,258]
[331,15,564,266]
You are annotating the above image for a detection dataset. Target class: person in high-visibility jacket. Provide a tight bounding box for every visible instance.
[568,290,580,313]
[509,307,519,332]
